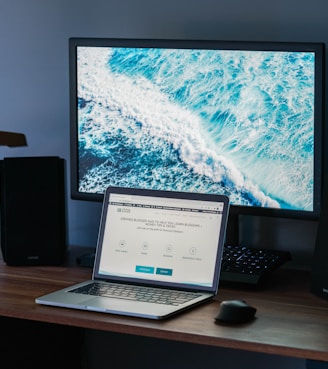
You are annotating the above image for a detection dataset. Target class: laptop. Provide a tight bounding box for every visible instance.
[36,186,229,320]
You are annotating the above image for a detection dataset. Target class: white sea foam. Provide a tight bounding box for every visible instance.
[76,46,315,210]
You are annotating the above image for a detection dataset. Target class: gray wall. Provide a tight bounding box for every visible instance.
[1,0,326,269]
[1,1,327,368]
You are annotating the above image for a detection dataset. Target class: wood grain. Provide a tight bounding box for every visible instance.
[0,248,327,361]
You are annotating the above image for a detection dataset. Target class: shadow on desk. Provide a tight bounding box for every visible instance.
[0,317,85,369]
[84,330,306,369]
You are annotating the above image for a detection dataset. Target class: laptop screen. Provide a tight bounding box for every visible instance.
[94,188,229,291]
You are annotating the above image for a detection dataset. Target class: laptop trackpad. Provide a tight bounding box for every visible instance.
[83,296,140,310]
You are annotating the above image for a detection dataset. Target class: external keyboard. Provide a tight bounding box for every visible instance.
[220,245,292,287]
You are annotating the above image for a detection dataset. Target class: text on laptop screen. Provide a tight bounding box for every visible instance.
[98,193,225,287]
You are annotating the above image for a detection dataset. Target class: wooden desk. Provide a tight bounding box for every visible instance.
[0,251,328,362]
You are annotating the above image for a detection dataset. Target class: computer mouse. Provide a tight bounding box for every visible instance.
[215,299,257,324]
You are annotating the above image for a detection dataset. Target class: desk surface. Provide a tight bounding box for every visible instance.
[1,249,328,362]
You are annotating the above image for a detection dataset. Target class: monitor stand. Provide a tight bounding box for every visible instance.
[76,250,96,267]
[225,213,240,246]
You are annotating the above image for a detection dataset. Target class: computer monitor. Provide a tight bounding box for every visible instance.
[69,38,325,245]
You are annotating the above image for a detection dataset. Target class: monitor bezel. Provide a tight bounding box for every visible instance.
[69,37,325,221]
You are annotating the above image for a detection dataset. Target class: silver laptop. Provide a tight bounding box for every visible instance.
[36,186,229,319]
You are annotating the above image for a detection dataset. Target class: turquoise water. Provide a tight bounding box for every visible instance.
[76,46,315,211]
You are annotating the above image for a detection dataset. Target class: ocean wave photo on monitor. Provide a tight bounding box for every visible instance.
[76,45,315,211]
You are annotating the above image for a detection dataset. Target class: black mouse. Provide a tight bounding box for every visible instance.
[215,299,257,324]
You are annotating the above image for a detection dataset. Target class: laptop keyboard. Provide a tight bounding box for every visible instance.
[69,282,202,306]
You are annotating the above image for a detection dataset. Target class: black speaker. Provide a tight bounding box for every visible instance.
[310,177,328,300]
[0,156,67,266]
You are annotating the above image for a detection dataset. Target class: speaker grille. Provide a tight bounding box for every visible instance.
[0,157,67,265]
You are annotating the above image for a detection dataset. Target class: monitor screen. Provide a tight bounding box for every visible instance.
[70,38,324,220]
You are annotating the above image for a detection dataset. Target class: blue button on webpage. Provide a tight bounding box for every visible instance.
[135,265,155,274]
[156,268,173,276]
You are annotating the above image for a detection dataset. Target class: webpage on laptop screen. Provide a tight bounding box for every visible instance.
[98,193,224,287]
